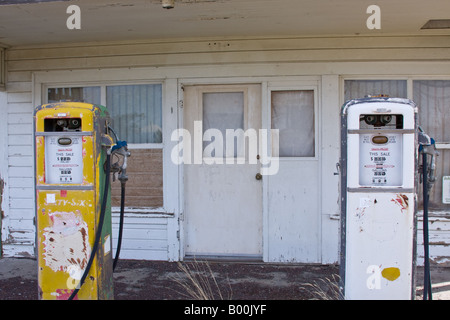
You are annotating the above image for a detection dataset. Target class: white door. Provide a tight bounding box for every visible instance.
[183,84,263,259]
[266,87,320,262]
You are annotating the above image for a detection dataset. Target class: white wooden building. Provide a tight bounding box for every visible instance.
[0,0,450,265]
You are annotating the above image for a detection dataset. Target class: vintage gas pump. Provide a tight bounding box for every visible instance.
[339,97,417,300]
[34,102,117,300]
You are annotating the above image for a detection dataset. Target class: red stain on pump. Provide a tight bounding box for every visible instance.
[391,194,409,213]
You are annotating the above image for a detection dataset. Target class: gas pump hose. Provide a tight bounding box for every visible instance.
[422,152,432,300]
[68,153,111,300]
[113,181,125,271]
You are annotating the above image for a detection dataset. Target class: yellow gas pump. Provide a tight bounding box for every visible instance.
[34,102,115,300]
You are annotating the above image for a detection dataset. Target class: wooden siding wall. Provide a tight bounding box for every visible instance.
[2,35,450,263]
[6,36,450,71]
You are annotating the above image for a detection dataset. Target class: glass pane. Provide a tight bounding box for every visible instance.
[413,80,450,211]
[344,80,407,101]
[106,84,162,144]
[271,90,315,157]
[48,87,101,104]
[202,92,244,158]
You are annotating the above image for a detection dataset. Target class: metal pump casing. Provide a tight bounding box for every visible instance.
[340,97,417,300]
[34,102,114,300]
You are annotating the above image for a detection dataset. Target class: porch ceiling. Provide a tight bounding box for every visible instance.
[0,0,450,47]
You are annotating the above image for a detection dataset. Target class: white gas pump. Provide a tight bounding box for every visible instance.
[340,97,417,300]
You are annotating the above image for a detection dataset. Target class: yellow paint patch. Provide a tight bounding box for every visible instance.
[381,267,400,281]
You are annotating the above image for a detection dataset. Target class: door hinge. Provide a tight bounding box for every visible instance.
[178,100,184,108]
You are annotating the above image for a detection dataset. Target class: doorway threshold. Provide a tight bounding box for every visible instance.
[184,254,263,263]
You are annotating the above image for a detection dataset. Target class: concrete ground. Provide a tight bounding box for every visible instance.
[0,257,449,300]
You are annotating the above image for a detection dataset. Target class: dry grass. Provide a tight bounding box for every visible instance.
[172,259,341,300]
[301,274,343,300]
[171,260,232,300]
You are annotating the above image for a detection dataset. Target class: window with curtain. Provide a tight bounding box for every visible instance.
[48,87,101,104]
[271,90,315,157]
[344,79,450,212]
[344,80,407,101]
[106,84,162,144]
[413,80,450,211]
[48,84,164,210]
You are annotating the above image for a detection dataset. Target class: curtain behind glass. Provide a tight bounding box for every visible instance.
[48,87,101,104]
[271,90,315,157]
[106,84,162,144]
[344,80,407,101]
[414,80,450,211]
[202,92,244,158]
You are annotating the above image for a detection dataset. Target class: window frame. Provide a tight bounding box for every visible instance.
[45,82,164,150]
[200,88,249,162]
[42,80,170,215]
[268,85,319,161]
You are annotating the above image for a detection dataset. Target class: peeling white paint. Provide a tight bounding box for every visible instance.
[43,211,90,273]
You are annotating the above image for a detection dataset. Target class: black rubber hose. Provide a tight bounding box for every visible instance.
[113,182,126,271]
[68,153,111,300]
[422,152,432,300]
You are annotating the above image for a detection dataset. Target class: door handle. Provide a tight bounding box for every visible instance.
[255,173,262,180]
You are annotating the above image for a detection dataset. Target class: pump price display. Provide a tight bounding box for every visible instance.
[359,133,402,187]
[45,136,83,184]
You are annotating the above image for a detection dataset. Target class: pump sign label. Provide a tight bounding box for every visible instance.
[45,136,83,184]
[359,133,402,186]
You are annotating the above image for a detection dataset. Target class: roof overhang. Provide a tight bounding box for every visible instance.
[0,0,450,47]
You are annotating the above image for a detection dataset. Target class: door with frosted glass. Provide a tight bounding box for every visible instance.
[183,84,262,258]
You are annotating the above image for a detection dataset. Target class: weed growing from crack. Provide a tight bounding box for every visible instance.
[170,259,232,300]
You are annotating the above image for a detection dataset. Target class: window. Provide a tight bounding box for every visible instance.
[48,84,163,145]
[202,92,245,158]
[344,79,450,212]
[48,87,101,104]
[271,90,315,157]
[48,84,164,210]
[413,80,450,211]
[344,80,407,101]
[106,84,162,144]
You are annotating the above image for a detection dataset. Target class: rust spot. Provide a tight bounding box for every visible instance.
[400,194,409,207]
[391,194,409,213]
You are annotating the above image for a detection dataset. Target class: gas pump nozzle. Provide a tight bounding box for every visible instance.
[111,140,130,184]
[107,126,131,271]
[418,127,439,191]
[108,125,131,183]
